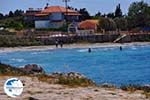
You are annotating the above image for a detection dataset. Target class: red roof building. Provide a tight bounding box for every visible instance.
[24,6,81,29]
[79,20,99,31]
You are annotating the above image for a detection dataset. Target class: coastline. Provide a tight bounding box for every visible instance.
[0,76,149,100]
[0,42,150,53]
[0,43,150,99]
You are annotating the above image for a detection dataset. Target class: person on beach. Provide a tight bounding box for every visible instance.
[55,40,59,48]
[60,41,63,48]
[88,48,91,53]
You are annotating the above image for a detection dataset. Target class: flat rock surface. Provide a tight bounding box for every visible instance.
[0,76,148,100]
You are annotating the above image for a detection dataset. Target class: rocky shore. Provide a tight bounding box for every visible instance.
[0,63,149,100]
[0,76,149,100]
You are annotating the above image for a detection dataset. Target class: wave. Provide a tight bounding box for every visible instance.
[92,47,116,52]
[77,47,115,52]
[131,46,137,50]
[31,51,49,55]
[10,58,26,62]
[77,49,88,52]
[101,47,115,51]
[31,52,38,55]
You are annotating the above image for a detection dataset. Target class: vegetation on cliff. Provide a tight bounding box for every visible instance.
[0,63,95,87]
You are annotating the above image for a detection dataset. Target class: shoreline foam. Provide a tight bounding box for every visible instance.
[0,42,150,53]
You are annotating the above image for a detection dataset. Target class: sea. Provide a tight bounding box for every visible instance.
[0,44,150,86]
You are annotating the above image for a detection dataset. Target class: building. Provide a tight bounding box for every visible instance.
[79,20,99,31]
[67,20,100,34]
[24,8,42,24]
[34,6,81,29]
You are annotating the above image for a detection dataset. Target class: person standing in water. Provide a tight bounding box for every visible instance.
[120,46,122,51]
[88,48,91,53]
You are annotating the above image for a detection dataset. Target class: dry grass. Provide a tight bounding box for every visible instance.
[120,84,150,98]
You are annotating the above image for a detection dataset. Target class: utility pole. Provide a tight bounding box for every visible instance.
[46,0,50,9]
[62,0,70,33]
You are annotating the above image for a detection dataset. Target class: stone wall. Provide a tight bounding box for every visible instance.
[37,34,150,45]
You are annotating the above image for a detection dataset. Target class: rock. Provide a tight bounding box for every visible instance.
[67,72,85,79]
[20,64,45,75]
[28,97,39,100]
[50,72,95,86]
[51,72,85,79]
[100,83,116,88]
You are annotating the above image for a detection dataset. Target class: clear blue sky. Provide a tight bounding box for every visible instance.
[0,0,149,15]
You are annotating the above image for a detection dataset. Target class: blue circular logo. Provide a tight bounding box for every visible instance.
[4,78,23,97]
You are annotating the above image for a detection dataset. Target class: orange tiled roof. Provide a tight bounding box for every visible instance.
[79,20,99,30]
[42,6,81,16]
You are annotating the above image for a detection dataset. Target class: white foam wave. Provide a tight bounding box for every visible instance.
[97,47,115,51]
[131,46,137,50]
[10,58,26,62]
[31,51,49,55]
[31,52,38,55]
[77,49,88,52]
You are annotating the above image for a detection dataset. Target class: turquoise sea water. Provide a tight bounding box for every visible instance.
[0,45,150,86]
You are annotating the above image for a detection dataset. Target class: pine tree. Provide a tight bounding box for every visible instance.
[9,11,14,17]
[115,4,122,17]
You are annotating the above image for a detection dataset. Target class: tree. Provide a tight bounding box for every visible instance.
[95,12,101,17]
[79,8,91,21]
[127,1,150,29]
[5,20,24,30]
[0,13,4,19]
[115,4,122,17]
[67,6,74,10]
[101,14,106,17]
[9,11,14,17]
[14,9,24,16]
[114,17,128,31]
[98,17,117,32]
[107,12,115,19]
[74,8,78,11]
[93,12,101,19]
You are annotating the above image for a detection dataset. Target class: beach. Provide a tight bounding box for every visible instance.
[0,42,150,53]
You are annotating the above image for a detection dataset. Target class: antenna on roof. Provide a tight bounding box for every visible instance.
[45,3,49,9]
[46,3,49,6]
[62,0,70,9]
[62,0,71,33]
[45,0,51,9]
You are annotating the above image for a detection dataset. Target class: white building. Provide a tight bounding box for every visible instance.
[34,6,81,29]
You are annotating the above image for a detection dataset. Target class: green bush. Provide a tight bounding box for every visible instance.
[0,35,42,47]
[120,84,150,98]
[57,76,95,87]
[0,63,25,75]
[36,26,67,32]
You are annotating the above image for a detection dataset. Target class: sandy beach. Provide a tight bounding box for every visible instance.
[0,42,150,53]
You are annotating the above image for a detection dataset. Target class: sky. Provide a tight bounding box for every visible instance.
[0,0,149,15]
